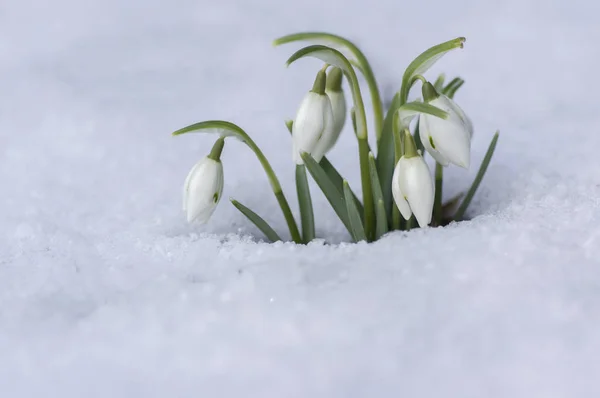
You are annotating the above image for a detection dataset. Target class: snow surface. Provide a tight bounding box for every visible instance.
[2,0,600,396]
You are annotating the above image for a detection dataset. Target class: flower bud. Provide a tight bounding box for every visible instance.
[419,82,472,169]
[182,138,225,223]
[391,131,434,228]
[322,67,347,153]
[292,69,335,164]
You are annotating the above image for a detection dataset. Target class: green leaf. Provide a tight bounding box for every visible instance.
[400,37,466,103]
[343,180,367,242]
[454,132,500,221]
[301,152,353,235]
[319,157,364,217]
[286,119,363,217]
[285,44,368,139]
[296,165,315,243]
[231,199,282,242]
[368,153,389,239]
[433,74,446,91]
[442,77,465,99]
[396,101,448,126]
[172,120,247,141]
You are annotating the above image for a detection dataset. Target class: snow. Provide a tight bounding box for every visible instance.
[2,0,600,396]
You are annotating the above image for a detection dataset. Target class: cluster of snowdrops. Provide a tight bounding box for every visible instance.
[173,32,499,244]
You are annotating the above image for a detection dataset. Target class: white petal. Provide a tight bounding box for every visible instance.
[419,114,450,166]
[436,94,474,138]
[311,96,335,162]
[322,89,346,153]
[292,92,329,165]
[391,160,412,220]
[182,160,205,211]
[399,157,434,228]
[424,97,471,169]
[185,158,224,223]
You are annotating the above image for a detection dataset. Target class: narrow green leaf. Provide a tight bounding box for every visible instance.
[284,120,362,216]
[231,199,282,242]
[454,132,500,221]
[397,101,448,126]
[433,74,446,91]
[368,153,389,239]
[319,157,364,216]
[296,165,315,243]
[441,192,465,225]
[301,152,353,234]
[443,78,465,99]
[400,37,466,103]
[441,77,461,95]
[343,180,367,242]
[172,120,246,141]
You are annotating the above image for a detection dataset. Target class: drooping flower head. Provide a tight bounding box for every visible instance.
[419,82,472,169]
[183,138,225,223]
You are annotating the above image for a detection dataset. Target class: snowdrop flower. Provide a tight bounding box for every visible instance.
[419,82,472,169]
[392,131,434,228]
[292,69,334,164]
[183,138,225,223]
[322,67,347,153]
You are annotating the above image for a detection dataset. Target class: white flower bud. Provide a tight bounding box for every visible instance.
[292,70,335,164]
[419,82,472,169]
[391,132,434,228]
[182,139,225,223]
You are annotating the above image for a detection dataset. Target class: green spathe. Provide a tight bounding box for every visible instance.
[403,131,419,159]
[311,70,327,95]
[422,81,440,103]
[326,67,343,92]
[207,137,225,161]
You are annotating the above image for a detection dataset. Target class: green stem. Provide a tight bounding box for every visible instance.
[172,120,302,243]
[434,162,443,226]
[355,55,384,144]
[240,136,302,243]
[340,60,375,241]
[207,137,225,161]
[359,137,375,241]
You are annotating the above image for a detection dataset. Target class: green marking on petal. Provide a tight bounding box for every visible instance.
[213,193,219,203]
[429,136,436,149]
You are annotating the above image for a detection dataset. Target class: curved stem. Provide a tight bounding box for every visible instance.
[410,74,427,86]
[172,121,302,243]
[343,68,375,241]
[241,136,302,243]
[350,48,384,144]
